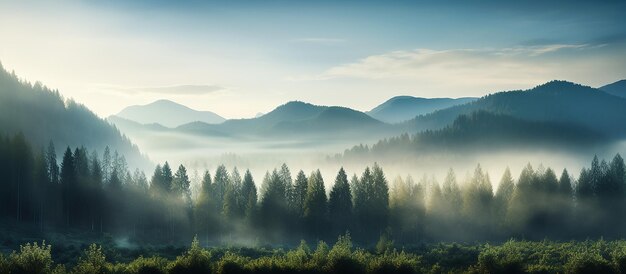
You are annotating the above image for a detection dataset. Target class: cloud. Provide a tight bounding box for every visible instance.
[98,84,226,95]
[312,44,600,87]
[137,84,224,95]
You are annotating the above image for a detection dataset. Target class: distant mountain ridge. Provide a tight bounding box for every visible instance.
[599,79,626,99]
[368,96,476,123]
[406,80,626,138]
[116,99,225,128]
[343,110,605,158]
[175,101,391,138]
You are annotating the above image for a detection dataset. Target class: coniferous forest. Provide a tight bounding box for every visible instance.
[3,132,626,273]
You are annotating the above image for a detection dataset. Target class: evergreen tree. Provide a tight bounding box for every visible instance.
[101,146,111,183]
[494,168,514,227]
[149,164,164,194]
[195,171,216,243]
[304,169,327,239]
[328,167,352,237]
[60,147,76,227]
[161,161,173,192]
[291,170,308,217]
[172,165,192,205]
[240,170,257,220]
[46,142,59,185]
[441,169,462,221]
[213,165,230,211]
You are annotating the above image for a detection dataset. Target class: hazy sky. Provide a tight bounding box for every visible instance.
[1,0,625,118]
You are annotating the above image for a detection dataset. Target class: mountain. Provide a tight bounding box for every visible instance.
[0,63,150,169]
[273,106,388,136]
[368,96,476,123]
[116,99,225,128]
[407,80,626,138]
[343,111,605,158]
[599,80,626,99]
[176,101,391,138]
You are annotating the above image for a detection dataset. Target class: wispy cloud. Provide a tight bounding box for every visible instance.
[137,85,224,95]
[97,84,226,95]
[310,44,593,85]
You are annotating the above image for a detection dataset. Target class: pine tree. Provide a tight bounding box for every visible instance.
[240,170,257,220]
[60,147,76,227]
[328,167,352,237]
[291,170,308,217]
[494,168,514,227]
[46,142,59,185]
[172,165,192,206]
[304,169,327,239]
[213,165,230,211]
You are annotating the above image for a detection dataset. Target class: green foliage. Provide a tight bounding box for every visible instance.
[125,256,168,274]
[168,236,212,274]
[72,244,111,274]
[6,241,54,274]
[216,252,249,274]
[564,252,613,274]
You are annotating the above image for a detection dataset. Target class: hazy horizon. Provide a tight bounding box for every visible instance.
[1,0,625,119]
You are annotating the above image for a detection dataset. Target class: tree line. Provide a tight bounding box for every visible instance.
[2,132,626,246]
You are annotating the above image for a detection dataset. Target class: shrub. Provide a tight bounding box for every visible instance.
[168,236,213,274]
[564,252,615,274]
[72,244,111,274]
[126,256,168,274]
[475,244,524,274]
[309,241,329,269]
[216,252,250,274]
[0,253,7,274]
[7,241,55,274]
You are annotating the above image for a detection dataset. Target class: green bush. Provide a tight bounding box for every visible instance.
[0,253,7,274]
[564,252,615,274]
[216,252,250,274]
[475,244,524,274]
[7,241,55,274]
[125,256,168,274]
[72,244,112,274]
[168,236,213,274]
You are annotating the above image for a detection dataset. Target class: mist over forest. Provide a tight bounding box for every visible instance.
[2,0,626,272]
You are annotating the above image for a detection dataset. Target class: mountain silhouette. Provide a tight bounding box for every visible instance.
[116,99,225,128]
[599,79,626,99]
[368,96,476,123]
[407,80,626,138]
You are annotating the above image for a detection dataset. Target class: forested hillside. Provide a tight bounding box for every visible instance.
[342,111,605,159]
[0,63,150,170]
[406,81,626,137]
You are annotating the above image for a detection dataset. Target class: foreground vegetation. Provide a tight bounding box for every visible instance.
[5,235,626,274]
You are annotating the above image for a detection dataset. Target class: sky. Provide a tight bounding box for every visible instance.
[0,0,625,119]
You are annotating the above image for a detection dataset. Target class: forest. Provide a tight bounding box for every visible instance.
[2,132,626,273]
[2,132,626,245]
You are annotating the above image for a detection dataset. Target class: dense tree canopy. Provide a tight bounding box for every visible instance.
[2,133,626,246]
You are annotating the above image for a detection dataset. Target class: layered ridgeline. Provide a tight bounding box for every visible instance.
[367,96,476,123]
[342,80,624,159]
[0,63,150,170]
[404,80,626,138]
[600,79,626,99]
[111,101,393,140]
[116,99,225,128]
[343,111,605,159]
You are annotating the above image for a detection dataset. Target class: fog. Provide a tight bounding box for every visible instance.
[124,127,626,195]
